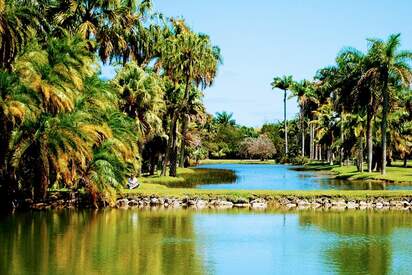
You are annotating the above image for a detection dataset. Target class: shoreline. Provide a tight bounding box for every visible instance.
[20,190,412,211]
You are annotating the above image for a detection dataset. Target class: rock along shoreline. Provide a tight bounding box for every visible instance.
[24,193,412,211]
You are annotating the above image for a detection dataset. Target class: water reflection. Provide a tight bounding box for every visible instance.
[299,210,412,275]
[0,209,204,275]
[1,209,412,274]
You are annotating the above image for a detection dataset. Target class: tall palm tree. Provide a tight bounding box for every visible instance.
[271,75,293,157]
[159,21,221,175]
[291,80,314,157]
[366,34,412,174]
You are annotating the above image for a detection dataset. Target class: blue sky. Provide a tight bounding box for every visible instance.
[103,0,412,127]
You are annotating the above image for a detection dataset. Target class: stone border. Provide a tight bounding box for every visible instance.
[115,196,412,211]
[20,193,412,211]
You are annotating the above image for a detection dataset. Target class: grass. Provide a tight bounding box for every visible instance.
[297,161,412,183]
[138,167,236,188]
[332,165,412,183]
[121,183,412,201]
[199,159,275,165]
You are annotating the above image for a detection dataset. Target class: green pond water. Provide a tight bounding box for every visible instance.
[1,209,412,275]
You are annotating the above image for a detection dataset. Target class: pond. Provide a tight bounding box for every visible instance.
[1,209,412,275]
[196,164,412,190]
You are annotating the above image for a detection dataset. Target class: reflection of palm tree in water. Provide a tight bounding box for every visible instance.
[298,211,412,274]
[0,209,205,275]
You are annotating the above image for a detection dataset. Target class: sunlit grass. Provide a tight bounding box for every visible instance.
[332,165,412,183]
[122,185,412,201]
[297,162,412,183]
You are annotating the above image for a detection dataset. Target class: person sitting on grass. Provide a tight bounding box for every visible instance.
[127,176,140,190]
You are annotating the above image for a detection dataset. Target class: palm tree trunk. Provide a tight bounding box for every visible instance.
[366,111,373,172]
[149,154,157,176]
[340,120,344,166]
[300,110,305,157]
[162,114,177,176]
[169,116,179,177]
[381,79,388,174]
[179,74,191,168]
[36,150,49,201]
[357,135,364,173]
[319,144,322,161]
[284,89,288,156]
[404,155,408,168]
[179,116,188,167]
[310,124,314,160]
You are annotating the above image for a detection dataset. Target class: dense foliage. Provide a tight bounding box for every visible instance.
[0,0,221,207]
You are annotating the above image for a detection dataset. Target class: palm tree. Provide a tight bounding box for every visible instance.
[291,80,314,157]
[159,21,221,175]
[9,34,97,199]
[112,62,165,142]
[389,89,412,168]
[14,34,94,115]
[271,75,293,157]
[0,0,45,69]
[51,0,152,63]
[214,111,236,127]
[0,71,39,204]
[365,34,412,174]
[178,87,206,166]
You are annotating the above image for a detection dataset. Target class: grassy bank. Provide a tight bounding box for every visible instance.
[122,183,412,201]
[297,162,412,183]
[139,167,236,188]
[331,165,412,183]
[199,159,274,165]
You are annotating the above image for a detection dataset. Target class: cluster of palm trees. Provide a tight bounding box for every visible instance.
[0,0,220,206]
[273,34,412,173]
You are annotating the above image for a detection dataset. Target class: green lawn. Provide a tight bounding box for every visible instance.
[332,165,412,182]
[122,183,412,201]
[298,162,412,183]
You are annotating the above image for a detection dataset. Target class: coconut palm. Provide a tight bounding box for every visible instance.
[364,34,412,174]
[271,75,293,157]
